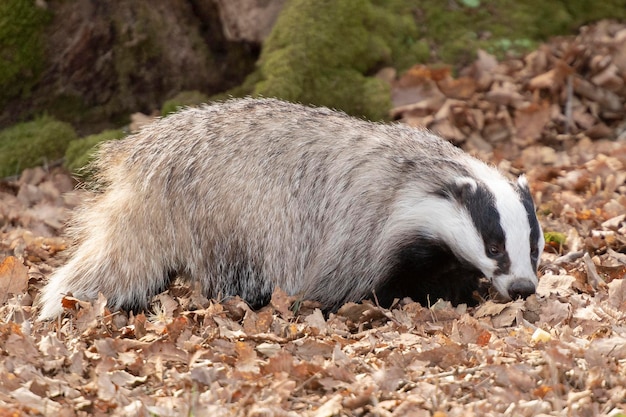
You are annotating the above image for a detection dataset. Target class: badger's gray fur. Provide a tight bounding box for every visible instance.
[38,98,543,320]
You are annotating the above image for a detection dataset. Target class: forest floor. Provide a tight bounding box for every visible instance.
[1,20,626,417]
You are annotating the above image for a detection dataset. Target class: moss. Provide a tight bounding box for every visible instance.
[409,0,626,65]
[106,4,216,121]
[564,0,626,26]
[0,0,51,106]
[6,0,626,131]
[249,0,626,119]
[47,93,90,123]
[544,231,566,252]
[0,116,76,177]
[544,231,566,244]
[252,0,424,121]
[161,91,210,116]
[111,8,163,104]
[64,129,126,176]
[369,0,430,71]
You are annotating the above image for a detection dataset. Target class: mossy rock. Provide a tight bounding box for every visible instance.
[65,129,127,175]
[246,0,626,121]
[161,91,210,116]
[0,0,51,107]
[251,0,427,121]
[0,116,76,178]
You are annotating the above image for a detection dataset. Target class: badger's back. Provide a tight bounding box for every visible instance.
[38,98,541,320]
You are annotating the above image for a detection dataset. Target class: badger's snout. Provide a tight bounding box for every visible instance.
[507,279,536,300]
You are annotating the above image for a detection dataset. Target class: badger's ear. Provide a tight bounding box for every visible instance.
[438,177,478,201]
[516,175,533,199]
[517,175,529,190]
[516,174,536,208]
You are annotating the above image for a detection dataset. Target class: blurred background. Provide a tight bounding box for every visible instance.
[2,0,626,177]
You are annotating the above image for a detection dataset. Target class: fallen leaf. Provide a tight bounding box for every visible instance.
[536,274,576,297]
[437,76,477,99]
[0,256,28,301]
[515,100,552,143]
[607,277,626,309]
[305,308,329,335]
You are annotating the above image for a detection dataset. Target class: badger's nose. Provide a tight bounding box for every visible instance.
[508,280,536,300]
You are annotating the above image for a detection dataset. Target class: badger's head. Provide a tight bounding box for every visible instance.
[434,162,544,301]
[380,156,543,305]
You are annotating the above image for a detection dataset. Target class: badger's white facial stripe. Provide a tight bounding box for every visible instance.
[466,161,539,298]
[383,192,494,277]
[448,176,511,275]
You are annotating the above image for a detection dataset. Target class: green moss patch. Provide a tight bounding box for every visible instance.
[545,231,567,252]
[64,129,127,176]
[245,0,626,120]
[0,116,76,178]
[0,0,51,106]
[410,0,626,65]
[252,0,425,121]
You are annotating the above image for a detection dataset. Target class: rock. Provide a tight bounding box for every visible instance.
[214,0,286,42]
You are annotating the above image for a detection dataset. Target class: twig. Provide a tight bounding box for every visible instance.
[552,250,585,265]
[607,248,626,265]
[583,252,606,291]
[564,74,573,134]
[412,364,488,381]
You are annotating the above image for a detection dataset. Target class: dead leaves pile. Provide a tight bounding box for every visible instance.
[1,276,626,416]
[391,20,626,157]
[1,20,626,417]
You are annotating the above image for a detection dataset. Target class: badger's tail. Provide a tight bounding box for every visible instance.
[37,181,174,320]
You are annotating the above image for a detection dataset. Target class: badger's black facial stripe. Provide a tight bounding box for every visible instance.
[442,180,511,275]
[518,181,541,269]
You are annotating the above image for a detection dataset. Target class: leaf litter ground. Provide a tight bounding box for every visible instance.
[2,20,626,417]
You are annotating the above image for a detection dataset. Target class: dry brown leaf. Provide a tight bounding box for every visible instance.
[313,394,343,417]
[235,341,260,374]
[214,316,246,340]
[305,308,329,335]
[528,69,559,90]
[538,299,572,326]
[414,338,466,368]
[430,119,465,143]
[536,274,577,297]
[469,49,498,90]
[485,81,525,107]
[607,277,626,309]
[437,76,477,99]
[165,316,188,341]
[515,100,552,143]
[11,387,63,414]
[474,300,508,318]
[294,338,334,360]
[270,288,295,319]
[0,256,28,300]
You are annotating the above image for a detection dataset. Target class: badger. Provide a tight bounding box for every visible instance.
[37,98,543,320]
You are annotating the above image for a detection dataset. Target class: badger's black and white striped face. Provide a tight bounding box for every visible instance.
[439,161,544,301]
[385,159,543,305]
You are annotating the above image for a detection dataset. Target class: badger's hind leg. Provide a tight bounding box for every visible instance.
[38,188,175,320]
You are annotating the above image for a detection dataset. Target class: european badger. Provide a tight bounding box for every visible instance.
[38,98,543,320]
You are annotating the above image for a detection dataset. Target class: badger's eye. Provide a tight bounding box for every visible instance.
[488,244,503,257]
